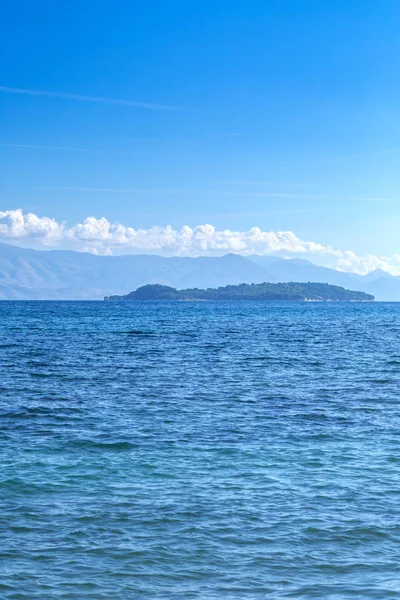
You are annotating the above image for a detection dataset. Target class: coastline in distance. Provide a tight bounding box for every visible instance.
[105,282,375,302]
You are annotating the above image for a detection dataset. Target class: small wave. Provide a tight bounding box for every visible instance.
[71,440,138,451]
[28,373,53,378]
[1,406,85,419]
[120,330,154,336]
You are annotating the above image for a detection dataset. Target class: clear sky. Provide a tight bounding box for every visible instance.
[2,0,400,272]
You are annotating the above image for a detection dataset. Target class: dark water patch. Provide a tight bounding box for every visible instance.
[28,373,55,379]
[119,330,154,336]
[1,406,85,419]
[26,361,52,368]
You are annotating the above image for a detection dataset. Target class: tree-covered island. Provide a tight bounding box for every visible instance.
[105,282,374,302]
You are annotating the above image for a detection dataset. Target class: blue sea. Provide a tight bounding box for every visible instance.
[2,301,400,599]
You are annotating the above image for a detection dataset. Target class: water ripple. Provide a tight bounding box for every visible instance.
[1,301,400,598]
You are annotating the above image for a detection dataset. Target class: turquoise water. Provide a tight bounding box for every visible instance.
[1,301,400,599]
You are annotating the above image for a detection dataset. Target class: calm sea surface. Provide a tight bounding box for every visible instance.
[1,301,400,599]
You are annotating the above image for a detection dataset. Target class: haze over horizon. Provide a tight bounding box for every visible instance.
[2,1,400,273]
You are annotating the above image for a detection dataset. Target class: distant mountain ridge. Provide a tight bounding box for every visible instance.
[0,242,398,300]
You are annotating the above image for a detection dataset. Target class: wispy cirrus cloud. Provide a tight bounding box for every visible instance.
[0,143,110,153]
[0,208,399,275]
[9,183,400,204]
[20,185,400,204]
[214,192,326,199]
[33,186,152,193]
[24,185,330,200]
[0,85,193,111]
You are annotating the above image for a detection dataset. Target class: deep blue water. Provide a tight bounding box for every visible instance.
[1,301,400,599]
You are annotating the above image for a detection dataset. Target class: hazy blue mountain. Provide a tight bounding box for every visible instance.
[359,268,393,283]
[361,277,400,301]
[0,244,268,299]
[248,255,363,288]
[0,242,399,300]
[247,256,400,300]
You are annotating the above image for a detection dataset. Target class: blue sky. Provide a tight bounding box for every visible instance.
[1,0,400,270]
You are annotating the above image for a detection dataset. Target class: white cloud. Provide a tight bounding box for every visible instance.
[0,209,65,243]
[0,208,398,275]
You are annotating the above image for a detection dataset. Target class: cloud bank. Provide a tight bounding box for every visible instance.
[0,209,399,275]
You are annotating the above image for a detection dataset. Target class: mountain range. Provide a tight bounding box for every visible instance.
[0,241,397,300]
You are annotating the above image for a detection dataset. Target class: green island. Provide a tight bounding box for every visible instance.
[105,282,374,302]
